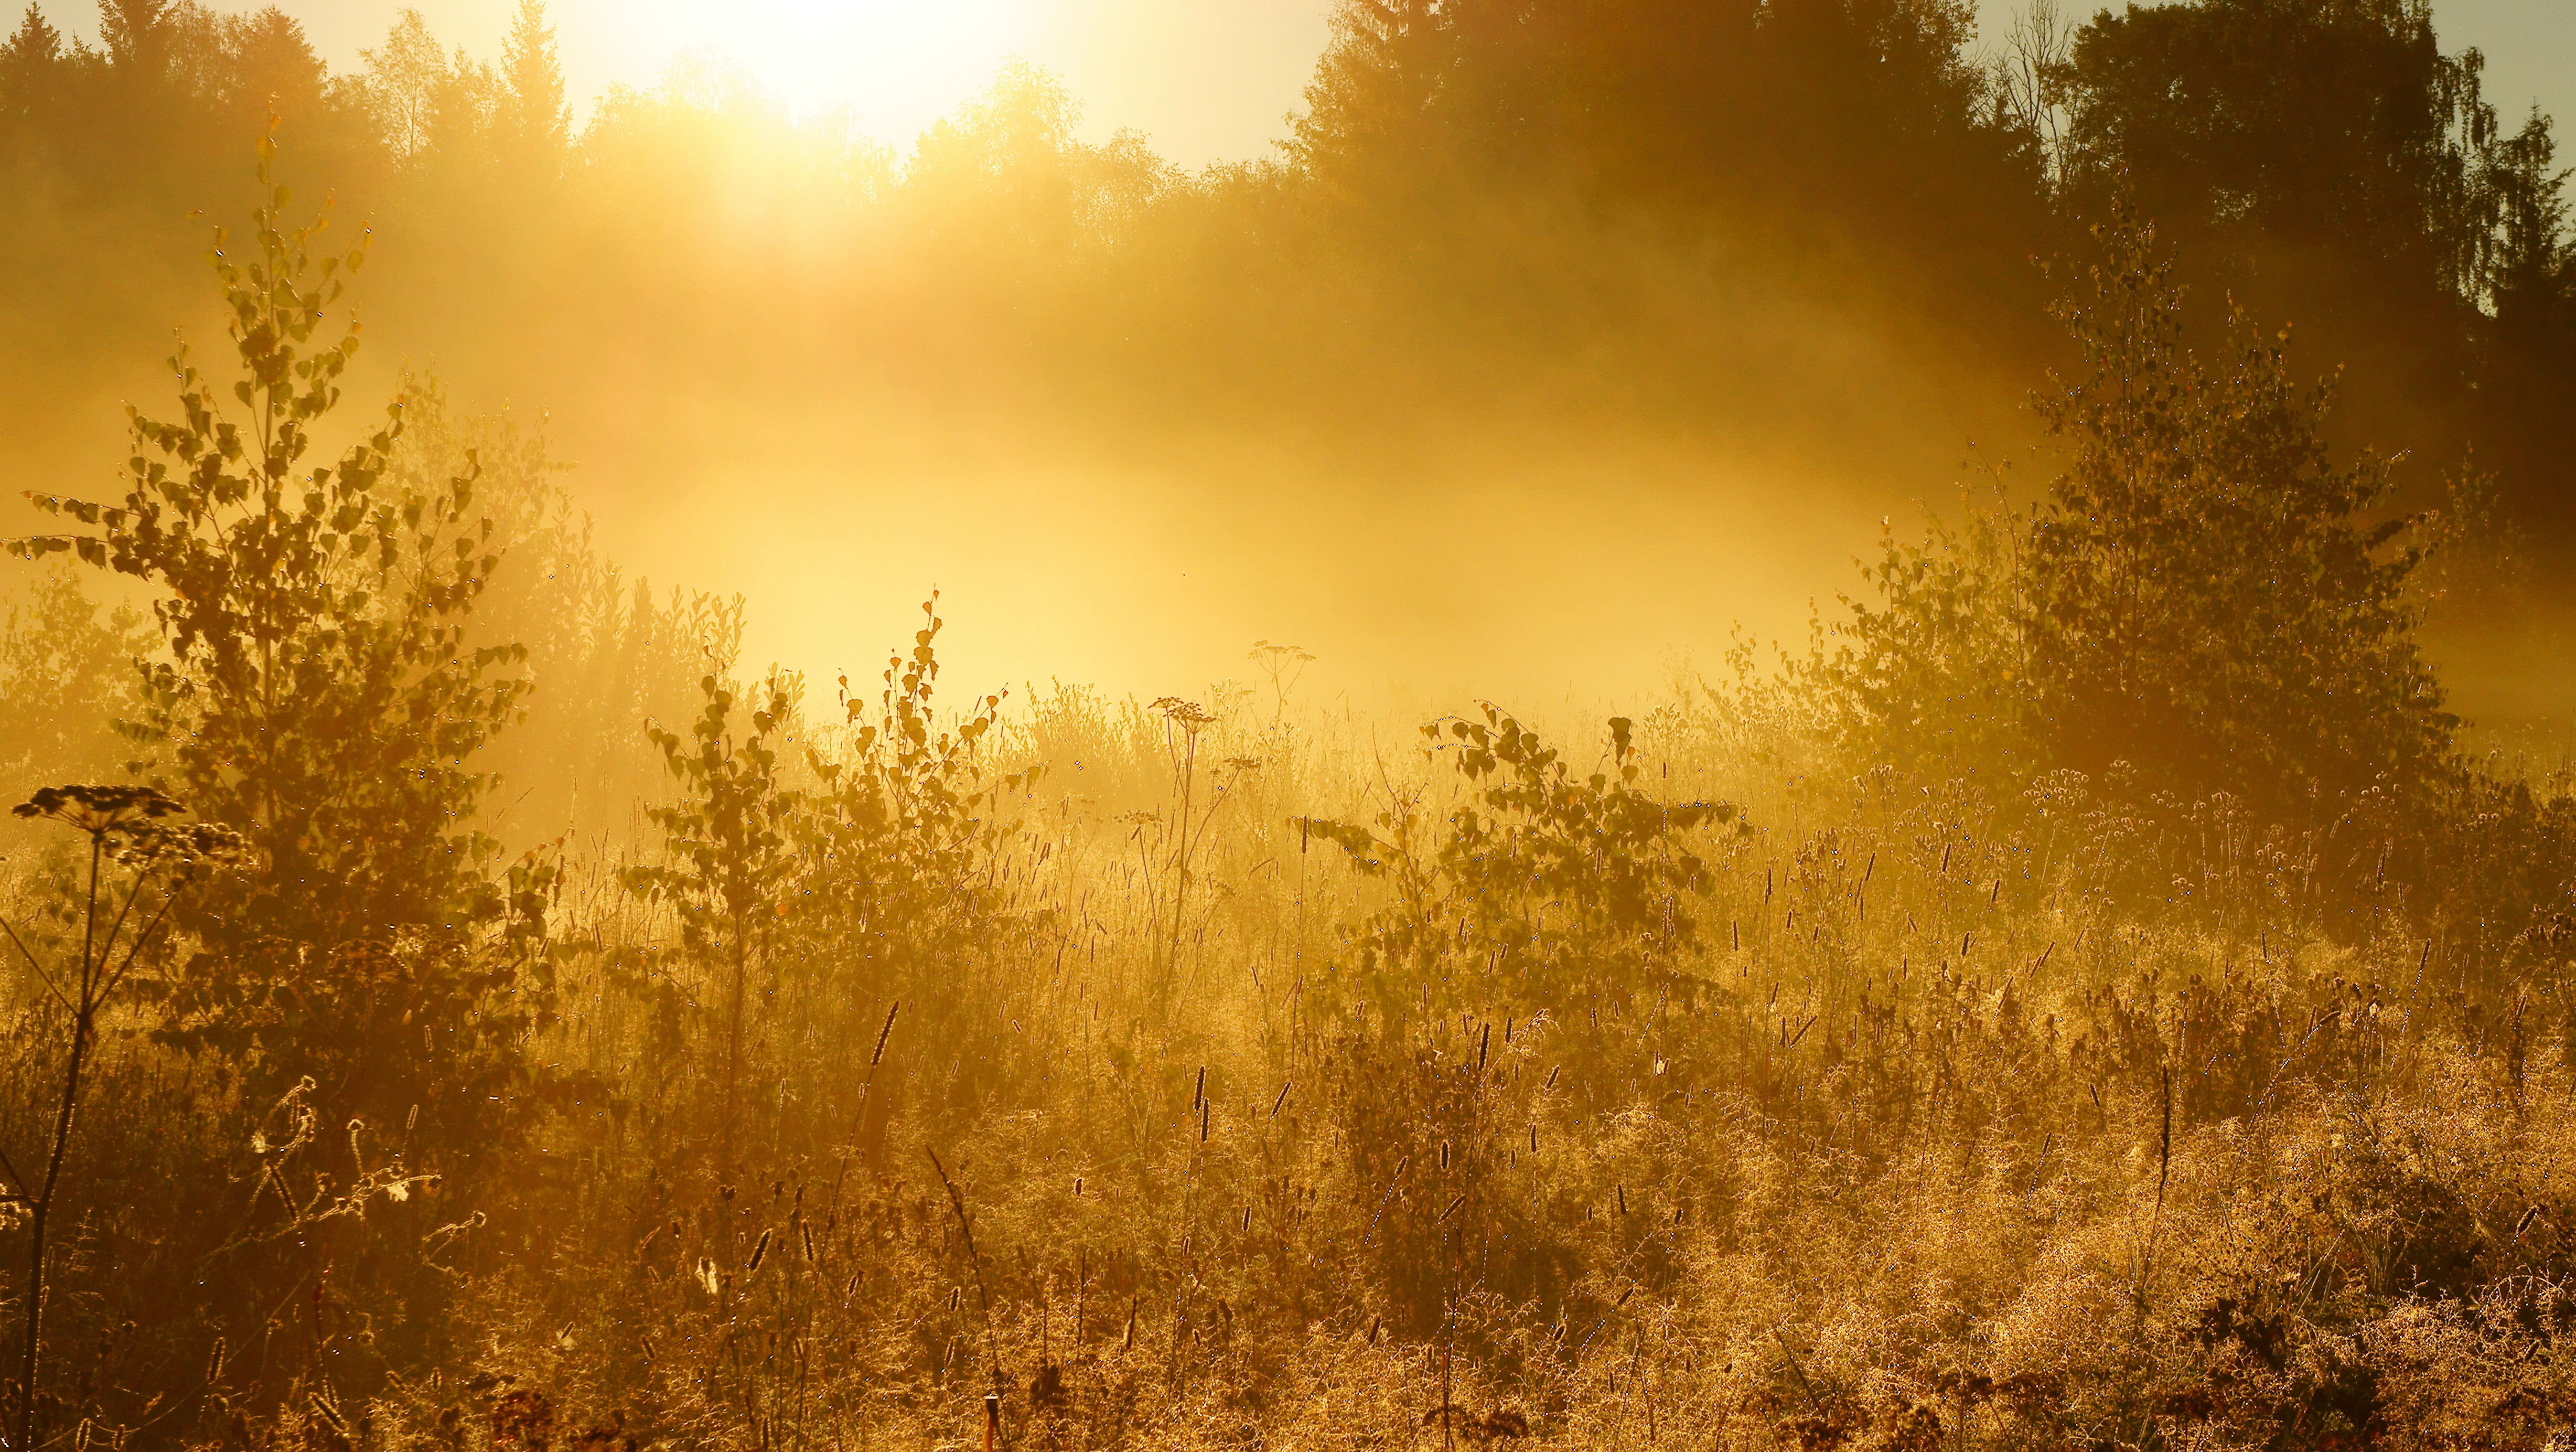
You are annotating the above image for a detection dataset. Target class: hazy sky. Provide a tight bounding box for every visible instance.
[25,1,2576,166]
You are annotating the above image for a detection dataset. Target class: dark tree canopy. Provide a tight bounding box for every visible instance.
[0,0,2568,553]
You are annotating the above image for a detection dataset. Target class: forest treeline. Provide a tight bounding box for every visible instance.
[3,0,2573,552]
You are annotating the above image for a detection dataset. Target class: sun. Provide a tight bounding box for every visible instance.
[602,0,1046,136]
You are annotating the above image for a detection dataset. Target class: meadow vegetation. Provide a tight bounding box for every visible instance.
[8,1,2576,1449]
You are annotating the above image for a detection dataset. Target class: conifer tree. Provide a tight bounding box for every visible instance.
[497,0,567,176]
[97,0,168,74]
[1290,0,1446,188]
[221,8,326,126]
[0,4,63,124]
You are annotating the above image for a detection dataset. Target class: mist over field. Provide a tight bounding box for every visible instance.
[6,2,2576,1449]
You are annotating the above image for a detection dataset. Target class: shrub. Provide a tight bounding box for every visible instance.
[1300,704,1734,1036]
[12,139,528,954]
[5,137,552,1126]
[1827,208,2455,829]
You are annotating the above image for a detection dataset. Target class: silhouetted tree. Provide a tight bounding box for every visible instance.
[219,8,325,129]
[0,5,65,129]
[96,0,167,76]
[1289,0,1448,196]
[8,141,525,952]
[2472,109,2576,539]
[496,0,567,178]
[2058,0,2487,299]
[1829,212,2454,825]
[1286,0,2052,337]
[2024,216,2451,820]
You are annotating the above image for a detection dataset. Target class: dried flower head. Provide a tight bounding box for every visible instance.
[1151,696,1216,728]
[14,784,185,832]
[110,819,252,871]
[14,784,250,871]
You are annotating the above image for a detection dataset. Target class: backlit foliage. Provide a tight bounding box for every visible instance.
[9,136,525,952]
[1300,705,1734,1030]
[1828,210,2454,829]
[6,9,2576,1451]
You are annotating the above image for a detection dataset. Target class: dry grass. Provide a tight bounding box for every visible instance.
[6,666,2564,1449]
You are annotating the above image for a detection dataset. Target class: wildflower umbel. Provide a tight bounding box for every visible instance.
[14,784,251,869]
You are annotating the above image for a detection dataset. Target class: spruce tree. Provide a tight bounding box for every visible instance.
[96,0,168,74]
[497,0,567,177]
[0,5,63,124]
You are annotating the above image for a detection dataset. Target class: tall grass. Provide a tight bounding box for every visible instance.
[7,624,2569,1448]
